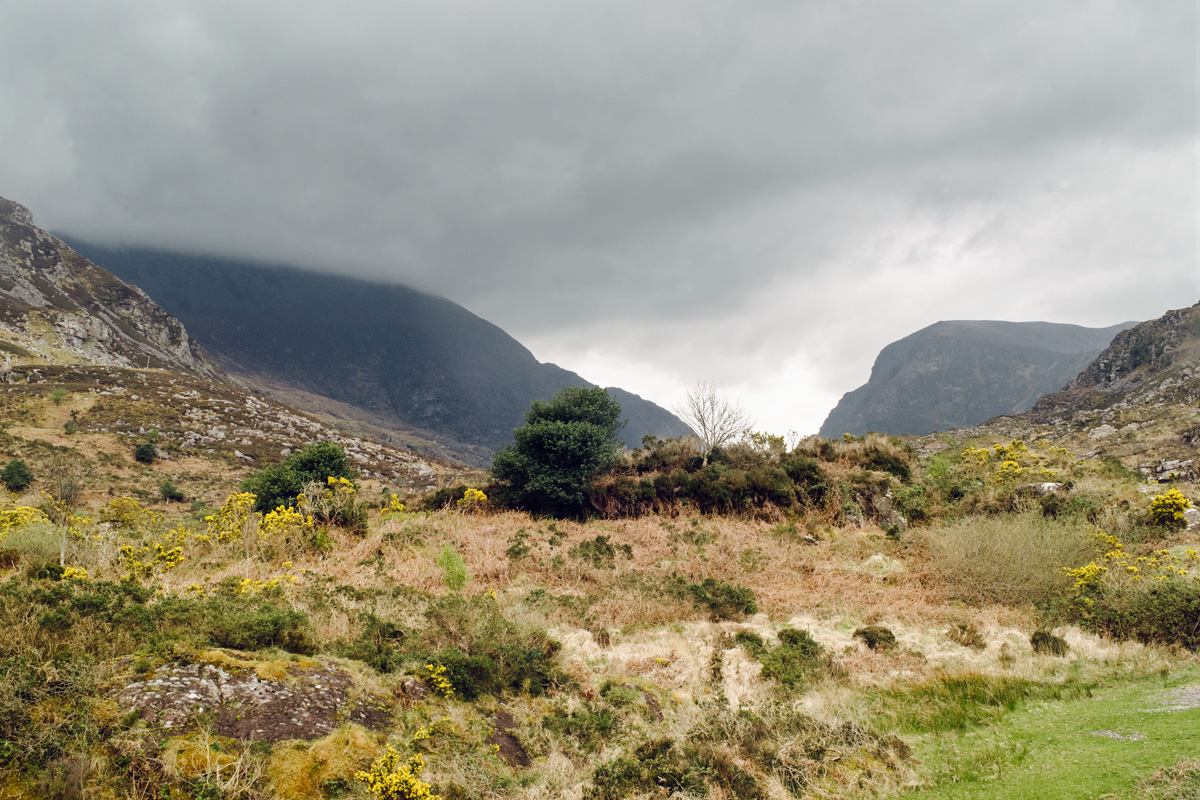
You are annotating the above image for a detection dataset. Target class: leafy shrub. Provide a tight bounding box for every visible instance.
[759,628,825,688]
[201,596,316,654]
[435,546,470,593]
[134,443,156,464]
[671,576,758,620]
[734,629,766,657]
[343,594,562,699]
[242,442,357,513]
[586,739,716,800]
[0,459,32,492]
[491,386,625,518]
[947,623,986,649]
[416,484,470,511]
[865,447,912,482]
[569,535,632,569]
[1076,582,1200,651]
[542,703,619,751]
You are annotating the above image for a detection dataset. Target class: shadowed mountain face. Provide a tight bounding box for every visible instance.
[819,319,1136,438]
[64,241,690,463]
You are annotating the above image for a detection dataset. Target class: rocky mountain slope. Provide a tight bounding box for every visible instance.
[1031,301,1200,423]
[0,197,218,378]
[64,241,690,465]
[820,319,1135,438]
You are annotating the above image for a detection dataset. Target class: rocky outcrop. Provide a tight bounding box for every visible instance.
[117,655,391,741]
[1030,302,1200,423]
[0,196,218,377]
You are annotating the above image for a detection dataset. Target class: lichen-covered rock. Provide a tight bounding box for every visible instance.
[117,654,392,741]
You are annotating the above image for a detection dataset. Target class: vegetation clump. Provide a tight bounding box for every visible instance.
[854,625,897,651]
[1031,630,1068,656]
[1149,488,1192,529]
[134,443,156,464]
[671,576,758,620]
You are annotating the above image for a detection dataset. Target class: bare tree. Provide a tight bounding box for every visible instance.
[675,380,753,465]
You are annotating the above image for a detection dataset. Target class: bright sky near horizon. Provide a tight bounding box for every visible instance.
[1,1,1195,434]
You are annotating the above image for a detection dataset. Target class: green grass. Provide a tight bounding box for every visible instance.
[909,668,1200,799]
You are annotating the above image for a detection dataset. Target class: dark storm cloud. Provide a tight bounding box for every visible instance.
[0,0,1194,430]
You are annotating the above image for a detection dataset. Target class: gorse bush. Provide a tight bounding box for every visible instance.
[341,594,562,699]
[755,628,825,689]
[671,576,758,620]
[1149,488,1192,529]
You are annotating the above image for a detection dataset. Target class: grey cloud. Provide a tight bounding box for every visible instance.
[0,0,1194,430]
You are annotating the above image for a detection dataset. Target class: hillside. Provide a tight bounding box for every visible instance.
[820,319,1134,438]
[61,241,691,465]
[0,197,218,378]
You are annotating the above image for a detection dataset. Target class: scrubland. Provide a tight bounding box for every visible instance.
[0,407,1198,799]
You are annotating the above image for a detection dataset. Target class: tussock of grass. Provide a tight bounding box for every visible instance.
[924,511,1101,606]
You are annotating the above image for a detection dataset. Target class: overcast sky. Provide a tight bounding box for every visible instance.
[1,0,1195,434]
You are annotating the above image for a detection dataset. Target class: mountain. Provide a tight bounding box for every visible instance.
[0,197,217,377]
[819,319,1136,438]
[63,241,690,464]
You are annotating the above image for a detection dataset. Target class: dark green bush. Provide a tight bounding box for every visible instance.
[0,577,316,661]
[159,479,185,503]
[864,448,912,482]
[491,386,625,518]
[134,443,156,464]
[241,441,357,513]
[342,594,563,698]
[586,739,717,800]
[1030,630,1068,656]
[417,484,471,511]
[745,628,825,689]
[0,459,32,492]
[734,629,766,657]
[542,703,619,750]
[201,597,315,654]
[569,535,632,569]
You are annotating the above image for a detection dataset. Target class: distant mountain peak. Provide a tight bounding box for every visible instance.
[819,318,1136,438]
